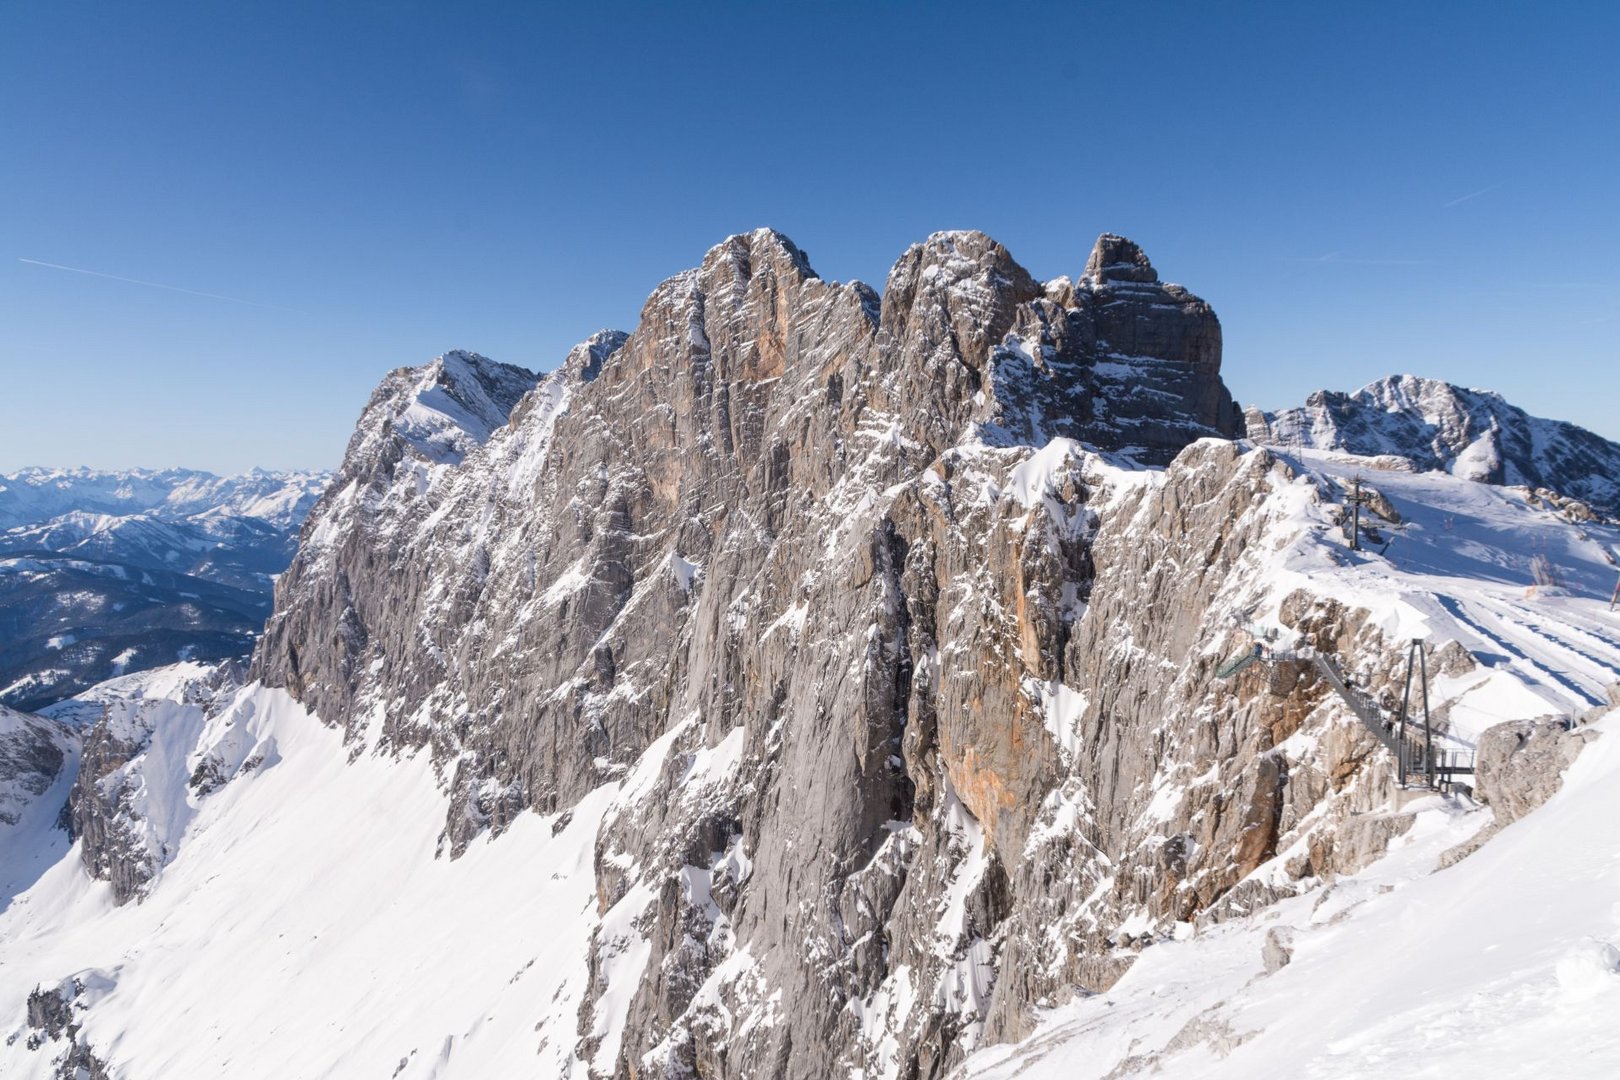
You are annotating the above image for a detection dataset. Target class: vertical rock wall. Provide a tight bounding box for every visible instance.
[249,228,1398,1078]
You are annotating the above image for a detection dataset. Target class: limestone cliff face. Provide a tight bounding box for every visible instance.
[247,229,1391,1078]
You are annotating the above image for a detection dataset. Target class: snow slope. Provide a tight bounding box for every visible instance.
[0,679,612,1079]
[1253,447,1620,742]
[961,704,1620,1079]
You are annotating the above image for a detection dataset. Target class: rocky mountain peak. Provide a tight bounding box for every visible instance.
[880,230,1043,375]
[705,227,819,283]
[1248,374,1620,515]
[404,351,539,460]
[590,230,878,419]
[330,349,538,486]
[1356,374,1509,418]
[563,330,631,384]
[1081,232,1157,284]
[246,226,1253,1075]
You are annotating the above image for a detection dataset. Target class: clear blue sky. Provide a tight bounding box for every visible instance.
[3,2,1616,473]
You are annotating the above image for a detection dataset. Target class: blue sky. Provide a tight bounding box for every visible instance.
[2,2,1616,473]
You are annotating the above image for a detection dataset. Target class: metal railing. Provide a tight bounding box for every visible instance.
[1313,649,1473,790]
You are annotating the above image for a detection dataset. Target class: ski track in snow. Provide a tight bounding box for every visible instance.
[1256,449,1620,740]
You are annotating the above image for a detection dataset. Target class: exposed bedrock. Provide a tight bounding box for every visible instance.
[250,228,1438,1077]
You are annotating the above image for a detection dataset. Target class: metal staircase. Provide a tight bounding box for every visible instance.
[1309,652,1397,753]
[1218,636,1474,792]
[1312,648,1474,789]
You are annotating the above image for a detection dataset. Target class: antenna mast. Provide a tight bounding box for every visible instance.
[1346,476,1368,552]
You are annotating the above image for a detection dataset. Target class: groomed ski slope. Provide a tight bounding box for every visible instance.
[1252,446,1620,742]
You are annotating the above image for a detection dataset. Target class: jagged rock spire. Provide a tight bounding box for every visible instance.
[1082,233,1157,284]
[564,329,630,384]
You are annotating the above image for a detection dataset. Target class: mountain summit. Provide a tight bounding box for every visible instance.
[244,227,1244,1072]
[1247,374,1620,516]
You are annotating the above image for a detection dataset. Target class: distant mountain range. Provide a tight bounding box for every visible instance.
[0,468,328,711]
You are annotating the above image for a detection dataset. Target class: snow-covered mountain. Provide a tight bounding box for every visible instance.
[0,468,327,711]
[2,231,1618,1078]
[1246,375,1620,517]
[0,467,324,532]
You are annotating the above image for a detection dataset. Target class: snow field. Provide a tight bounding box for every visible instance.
[0,683,611,1079]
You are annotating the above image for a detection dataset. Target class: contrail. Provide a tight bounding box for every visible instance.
[17,257,301,313]
[1443,183,1502,208]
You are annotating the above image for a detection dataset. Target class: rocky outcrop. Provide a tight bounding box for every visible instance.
[61,662,242,905]
[971,442,1468,1046]
[254,229,1241,848]
[1474,717,1597,826]
[1261,926,1294,974]
[1437,714,1604,870]
[0,707,73,829]
[69,713,163,904]
[1247,375,1620,516]
[247,228,1453,1078]
[21,976,114,1079]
